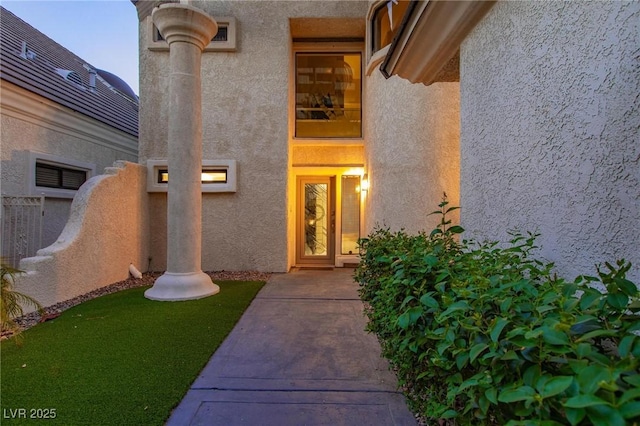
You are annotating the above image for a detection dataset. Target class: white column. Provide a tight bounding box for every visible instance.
[145,3,220,301]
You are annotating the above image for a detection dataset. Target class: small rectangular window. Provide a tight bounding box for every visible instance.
[157,169,228,184]
[295,52,362,139]
[35,163,87,190]
[148,17,236,52]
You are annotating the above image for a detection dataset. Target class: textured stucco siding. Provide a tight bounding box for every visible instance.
[139,1,367,272]
[460,1,640,281]
[15,161,150,309]
[1,84,138,248]
[364,70,460,234]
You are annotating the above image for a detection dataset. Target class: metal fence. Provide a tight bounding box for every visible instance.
[1,196,44,268]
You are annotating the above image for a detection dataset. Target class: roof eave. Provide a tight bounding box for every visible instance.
[381,0,497,85]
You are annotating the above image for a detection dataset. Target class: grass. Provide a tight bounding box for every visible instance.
[0,280,265,425]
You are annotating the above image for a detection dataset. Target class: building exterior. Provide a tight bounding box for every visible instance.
[0,7,139,264]
[11,0,638,308]
[132,0,638,281]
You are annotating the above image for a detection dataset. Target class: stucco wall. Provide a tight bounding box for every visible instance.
[460,1,640,281]
[139,1,368,272]
[15,161,150,309]
[1,83,138,248]
[364,70,460,234]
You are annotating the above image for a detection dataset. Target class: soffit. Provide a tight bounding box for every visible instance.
[290,18,365,40]
[381,0,496,85]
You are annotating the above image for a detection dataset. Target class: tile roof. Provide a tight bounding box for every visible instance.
[0,7,138,137]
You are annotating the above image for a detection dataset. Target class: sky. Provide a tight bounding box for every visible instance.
[2,0,140,95]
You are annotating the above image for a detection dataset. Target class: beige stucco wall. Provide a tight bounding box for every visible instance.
[139,1,368,272]
[364,69,460,234]
[15,161,150,309]
[460,1,640,281]
[0,82,138,248]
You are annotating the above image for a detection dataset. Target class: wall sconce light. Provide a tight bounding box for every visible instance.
[361,174,370,191]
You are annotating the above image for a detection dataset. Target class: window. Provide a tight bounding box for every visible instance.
[35,163,87,190]
[147,17,237,52]
[28,152,95,199]
[295,52,362,139]
[146,159,237,193]
[371,0,410,54]
[157,169,228,184]
[341,176,361,255]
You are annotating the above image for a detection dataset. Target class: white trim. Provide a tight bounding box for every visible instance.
[146,159,237,193]
[0,81,138,158]
[146,16,237,52]
[28,151,96,199]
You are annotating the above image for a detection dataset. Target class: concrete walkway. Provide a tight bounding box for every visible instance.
[166,268,417,425]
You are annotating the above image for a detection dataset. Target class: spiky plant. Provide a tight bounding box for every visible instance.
[1,260,43,339]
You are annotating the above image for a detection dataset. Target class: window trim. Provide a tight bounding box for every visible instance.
[28,152,95,199]
[146,16,237,52]
[291,41,364,144]
[146,159,237,193]
[365,0,410,76]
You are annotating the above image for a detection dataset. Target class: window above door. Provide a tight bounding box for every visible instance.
[294,48,363,140]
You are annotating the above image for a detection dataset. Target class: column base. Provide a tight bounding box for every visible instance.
[145,271,220,301]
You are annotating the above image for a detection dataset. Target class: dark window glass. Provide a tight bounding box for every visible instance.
[36,163,87,190]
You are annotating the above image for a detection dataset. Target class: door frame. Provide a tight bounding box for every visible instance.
[295,176,336,266]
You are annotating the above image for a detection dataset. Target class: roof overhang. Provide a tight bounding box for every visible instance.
[380,0,496,85]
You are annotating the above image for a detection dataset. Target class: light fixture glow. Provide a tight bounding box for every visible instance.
[361,174,369,191]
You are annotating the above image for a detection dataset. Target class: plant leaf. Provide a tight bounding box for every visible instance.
[448,225,465,234]
[564,407,586,426]
[563,394,610,408]
[585,403,626,426]
[498,386,536,403]
[620,401,640,420]
[485,387,498,405]
[469,343,489,363]
[606,292,628,310]
[490,317,509,343]
[540,376,573,398]
[440,409,458,419]
[419,294,439,309]
[542,327,570,346]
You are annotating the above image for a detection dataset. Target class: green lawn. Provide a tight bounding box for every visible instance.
[1,280,265,425]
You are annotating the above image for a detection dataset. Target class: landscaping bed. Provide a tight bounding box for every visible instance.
[355,198,640,425]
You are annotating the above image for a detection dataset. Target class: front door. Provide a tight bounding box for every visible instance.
[296,176,335,265]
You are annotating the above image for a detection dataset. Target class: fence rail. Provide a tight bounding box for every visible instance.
[1,196,44,268]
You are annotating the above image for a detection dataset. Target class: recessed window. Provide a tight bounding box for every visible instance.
[157,169,228,184]
[35,162,87,190]
[147,159,237,193]
[147,17,236,52]
[295,52,362,139]
[28,152,95,199]
[371,0,410,54]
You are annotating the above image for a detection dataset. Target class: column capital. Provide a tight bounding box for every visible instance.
[152,3,218,51]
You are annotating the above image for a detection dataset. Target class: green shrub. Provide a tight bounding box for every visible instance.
[355,197,640,425]
[1,261,43,340]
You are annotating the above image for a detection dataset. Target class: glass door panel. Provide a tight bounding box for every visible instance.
[297,177,335,265]
[304,183,329,256]
[341,176,360,255]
